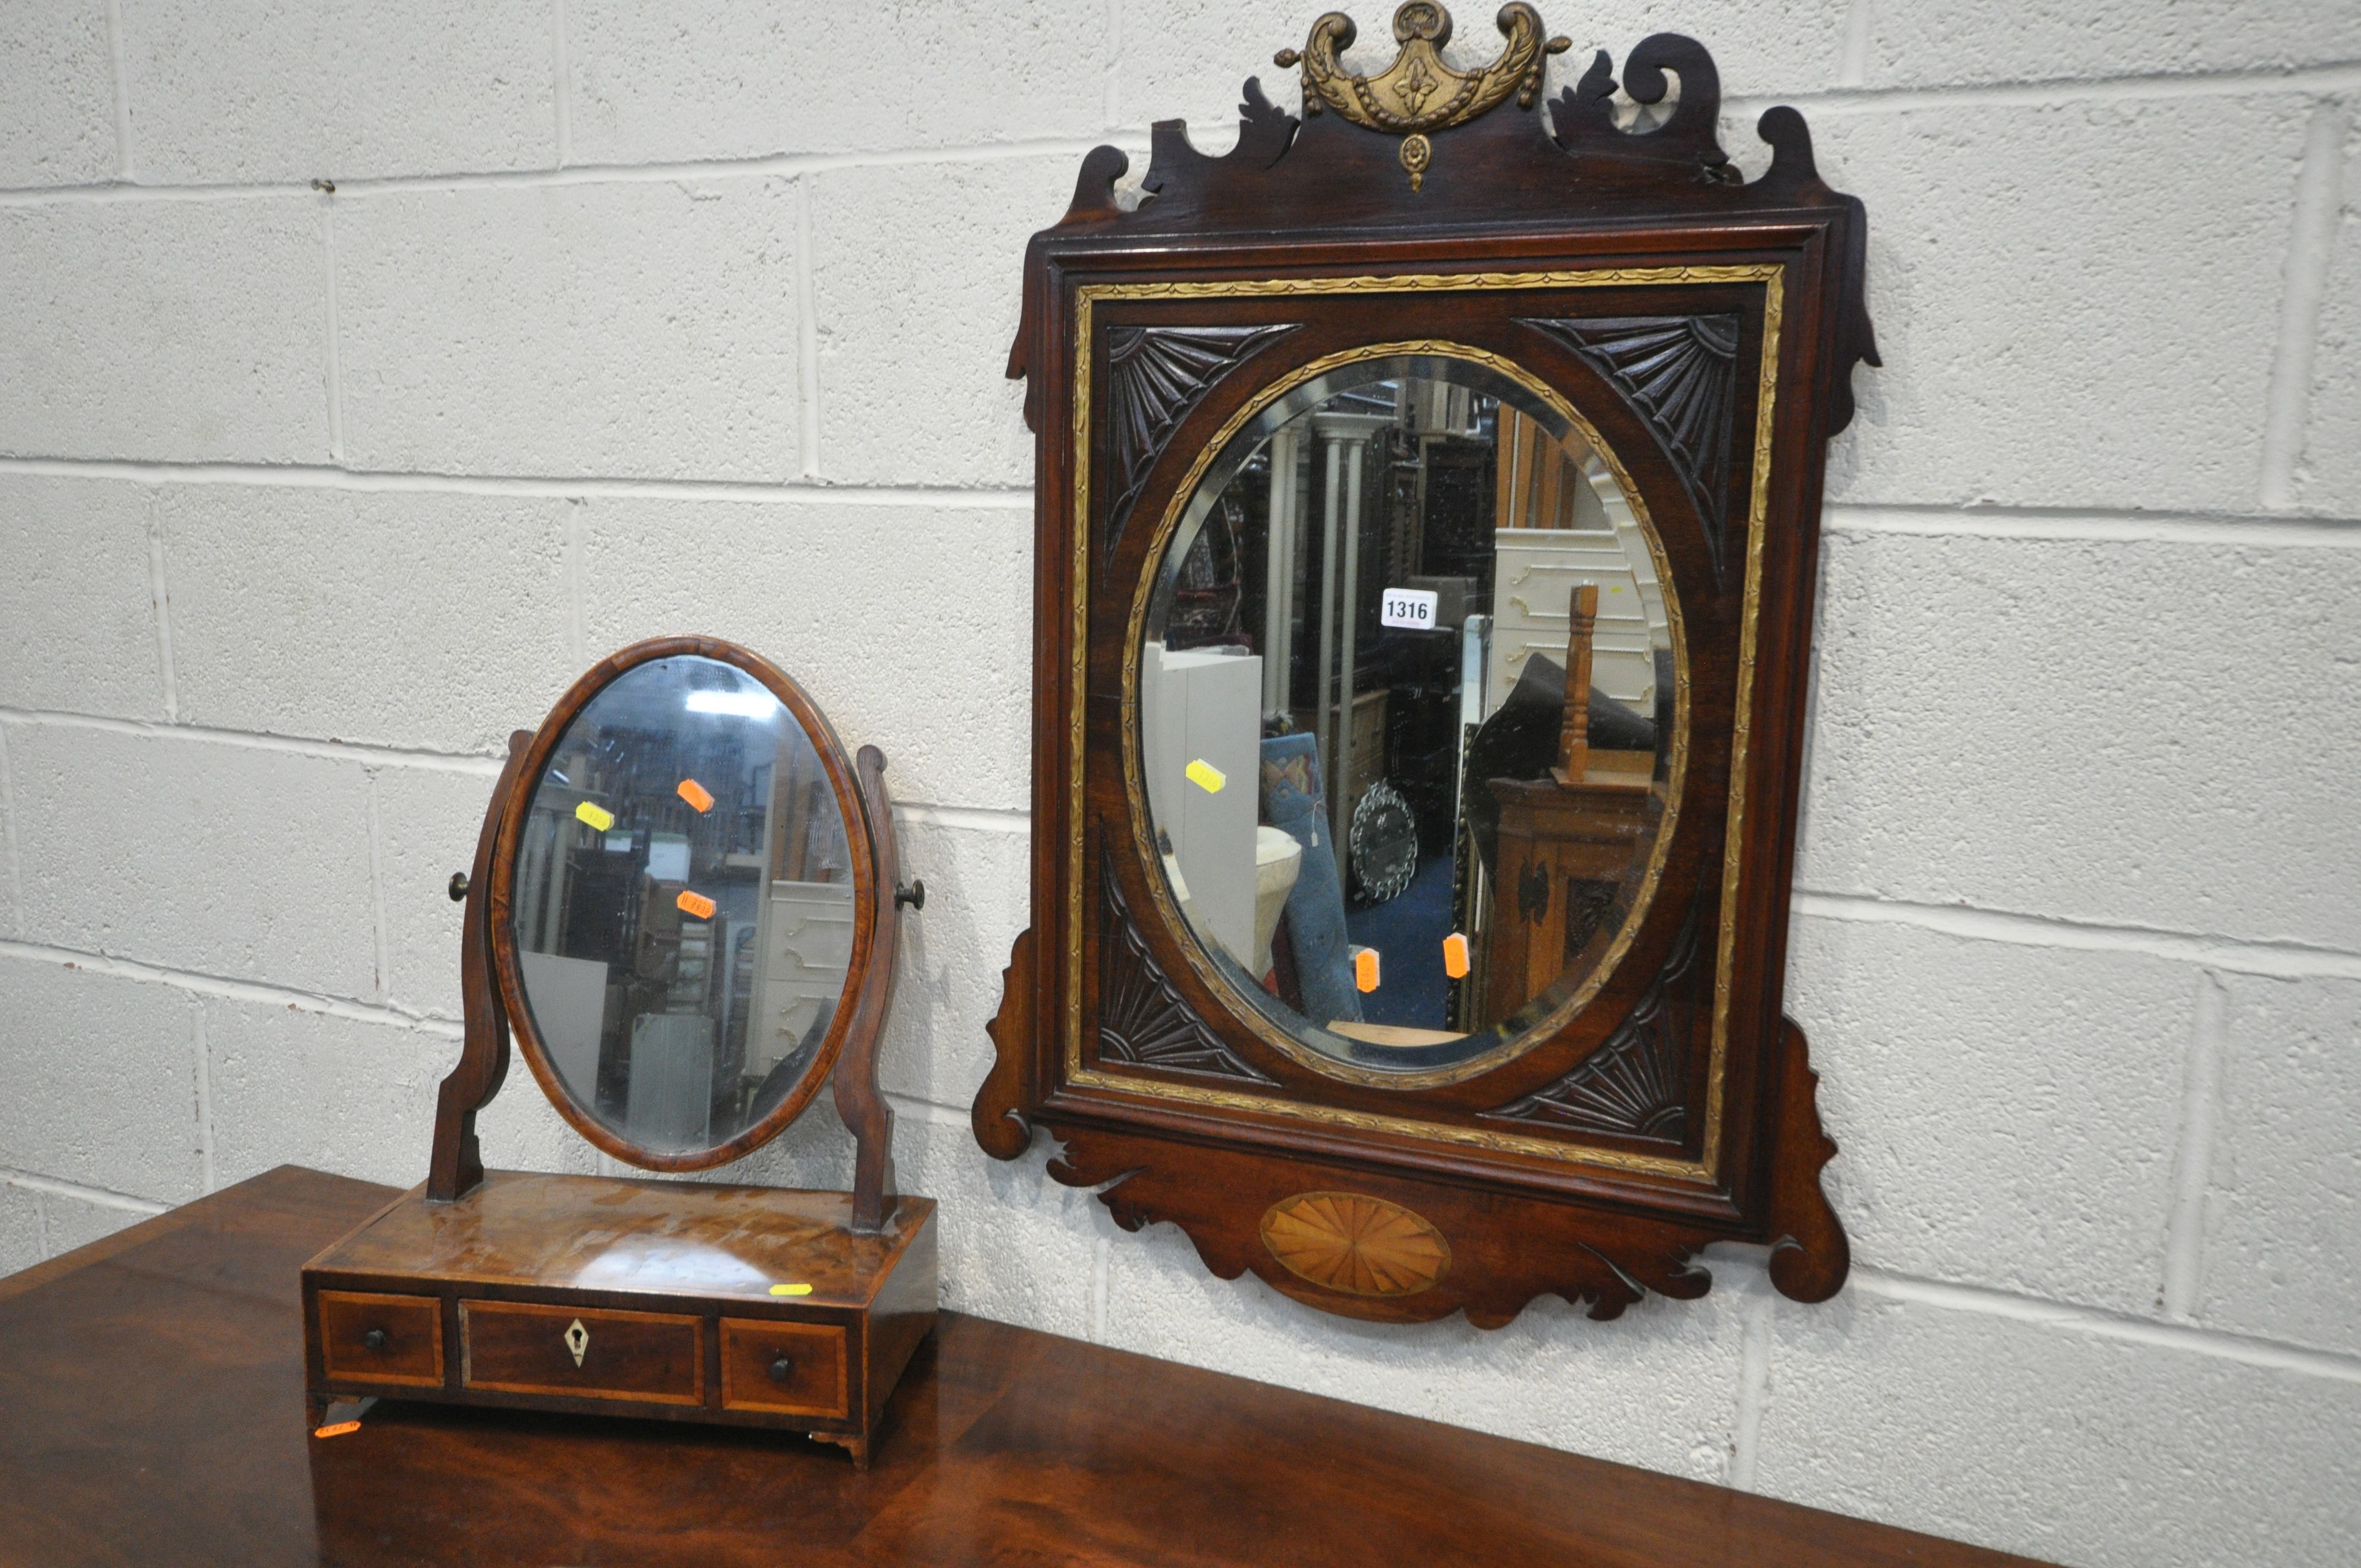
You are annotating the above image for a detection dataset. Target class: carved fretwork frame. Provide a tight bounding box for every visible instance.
[976,7,1874,1326]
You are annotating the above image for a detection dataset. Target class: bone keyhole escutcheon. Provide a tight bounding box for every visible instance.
[563,1319,589,1368]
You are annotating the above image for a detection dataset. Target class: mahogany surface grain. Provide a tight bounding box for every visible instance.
[0,1166,2047,1568]
[313,1169,927,1310]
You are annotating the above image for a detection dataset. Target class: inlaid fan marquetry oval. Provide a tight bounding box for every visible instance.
[1260,1193,1451,1297]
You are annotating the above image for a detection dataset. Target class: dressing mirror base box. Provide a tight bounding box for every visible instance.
[299,1170,938,1467]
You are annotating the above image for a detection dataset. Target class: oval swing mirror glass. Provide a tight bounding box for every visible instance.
[1138,355,1680,1079]
[498,642,876,1166]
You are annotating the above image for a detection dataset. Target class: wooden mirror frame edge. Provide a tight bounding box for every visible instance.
[428,635,910,1233]
[975,15,1868,1325]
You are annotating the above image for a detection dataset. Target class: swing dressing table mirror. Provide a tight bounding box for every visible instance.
[978,3,1874,1325]
[302,637,934,1466]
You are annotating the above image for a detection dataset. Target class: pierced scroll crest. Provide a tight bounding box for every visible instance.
[1277,3,1571,190]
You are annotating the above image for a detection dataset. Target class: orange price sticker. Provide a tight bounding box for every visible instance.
[313,1420,362,1439]
[1442,932,1470,979]
[676,890,716,921]
[677,778,715,813]
[1353,948,1380,994]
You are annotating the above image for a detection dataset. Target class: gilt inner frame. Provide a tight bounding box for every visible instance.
[1062,264,1787,1184]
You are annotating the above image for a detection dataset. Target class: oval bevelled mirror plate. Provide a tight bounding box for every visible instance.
[1136,352,1682,1081]
[500,644,872,1166]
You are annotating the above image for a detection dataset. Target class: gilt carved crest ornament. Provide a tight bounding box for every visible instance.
[978,3,1874,1327]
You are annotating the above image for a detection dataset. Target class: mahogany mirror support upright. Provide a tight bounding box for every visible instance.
[977,6,1874,1328]
[304,636,935,1466]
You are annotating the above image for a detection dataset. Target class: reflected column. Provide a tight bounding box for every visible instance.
[1263,425,1301,716]
[1309,410,1390,834]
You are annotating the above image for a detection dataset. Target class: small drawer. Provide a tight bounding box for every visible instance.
[460,1300,703,1407]
[318,1290,444,1387]
[719,1318,848,1418]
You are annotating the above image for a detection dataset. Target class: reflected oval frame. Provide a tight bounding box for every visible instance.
[486,634,882,1171]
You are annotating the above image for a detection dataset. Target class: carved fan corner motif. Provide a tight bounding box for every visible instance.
[1525,314,1742,577]
[1097,861,1277,1085]
[1482,896,1700,1141]
[1103,324,1298,563]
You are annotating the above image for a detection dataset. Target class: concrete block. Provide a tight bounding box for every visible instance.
[118,0,552,184]
[1786,916,2187,1315]
[703,1102,856,1194]
[373,764,498,1021]
[568,0,1107,165]
[0,1,118,186]
[2193,973,2361,1356]
[35,1189,154,1257]
[0,476,165,721]
[578,497,1033,813]
[873,814,1031,1113]
[0,956,204,1203]
[1117,0,1848,143]
[1795,532,2361,951]
[893,1112,1099,1338]
[1758,1288,2361,1567]
[203,997,454,1189]
[1863,0,2361,88]
[706,1107,1095,1342]
[474,1074,600,1178]
[337,181,799,481]
[2297,125,2360,515]
[10,726,378,999]
[162,485,574,754]
[1102,1217,1750,1482]
[1816,95,2313,512]
[0,1185,40,1277]
[0,198,328,464]
[809,155,1074,488]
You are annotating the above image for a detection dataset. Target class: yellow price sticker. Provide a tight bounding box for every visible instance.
[574,801,614,833]
[768,1283,813,1297]
[1185,759,1226,794]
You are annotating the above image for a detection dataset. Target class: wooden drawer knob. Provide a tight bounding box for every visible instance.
[363,1329,388,1352]
[768,1355,793,1383]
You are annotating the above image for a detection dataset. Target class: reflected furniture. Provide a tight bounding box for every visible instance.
[1484,584,1662,1028]
[301,636,932,1465]
[977,4,1876,1325]
[1,1168,2054,1568]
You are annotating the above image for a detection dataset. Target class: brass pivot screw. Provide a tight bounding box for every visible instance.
[448,872,469,902]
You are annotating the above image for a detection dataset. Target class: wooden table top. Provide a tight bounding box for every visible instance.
[0,1166,2040,1568]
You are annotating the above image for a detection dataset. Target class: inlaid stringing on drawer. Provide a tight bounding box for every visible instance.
[459,1300,704,1407]
[318,1289,444,1387]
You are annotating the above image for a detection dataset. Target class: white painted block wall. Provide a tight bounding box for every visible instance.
[2,4,2356,1562]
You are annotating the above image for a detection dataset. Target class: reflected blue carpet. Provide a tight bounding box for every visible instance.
[1345,852,1456,1031]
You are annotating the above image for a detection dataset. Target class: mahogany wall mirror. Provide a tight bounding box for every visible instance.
[976,4,1876,1326]
[302,636,935,1466]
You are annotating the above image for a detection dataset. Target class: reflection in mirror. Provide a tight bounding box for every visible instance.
[1140,357,1676,1075]
[510,655,854,1156]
